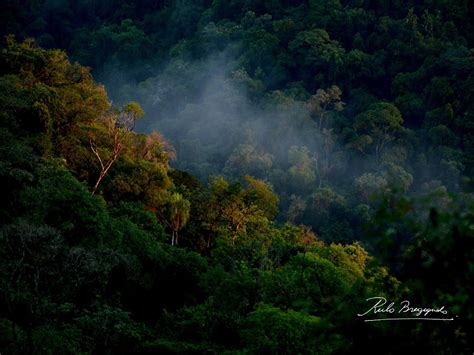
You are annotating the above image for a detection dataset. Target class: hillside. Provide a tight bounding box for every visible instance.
[1,1,473,353]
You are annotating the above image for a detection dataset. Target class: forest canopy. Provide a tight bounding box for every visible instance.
[0,0,473,353]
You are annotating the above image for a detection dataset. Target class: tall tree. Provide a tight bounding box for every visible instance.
[353,102,404,159]
[167,192,190,246]
[89,101,144,194]
[306,85,344,132]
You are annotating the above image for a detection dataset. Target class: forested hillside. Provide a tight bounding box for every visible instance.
[0,1,473,353]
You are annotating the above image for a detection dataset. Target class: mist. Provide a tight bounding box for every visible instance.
[101,51,347,185]
[98,48,459,241]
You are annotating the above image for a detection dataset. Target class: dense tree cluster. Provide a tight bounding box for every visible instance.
[0,36,396,354]
[6,0,471,241]
[1,0,474,353]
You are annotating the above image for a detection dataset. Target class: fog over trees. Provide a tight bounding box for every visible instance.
[0,1,473,353]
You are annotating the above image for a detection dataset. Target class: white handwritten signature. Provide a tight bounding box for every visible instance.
[358,297,454,322]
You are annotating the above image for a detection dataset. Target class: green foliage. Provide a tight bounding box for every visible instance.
[224,144,273,179]
[354,172,388,203]
[353,102,404,158]
[241,304,329,354]
[242,175,279,220]
[368,193,474,352]
[30,0,471,238]
[289,29,345,83]
[287,145,317,194]
[2,1,474,351]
